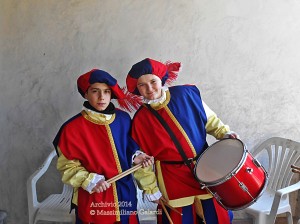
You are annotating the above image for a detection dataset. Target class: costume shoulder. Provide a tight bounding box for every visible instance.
[169,84,201,98]
[132,105,146,121]
[169,84,199,91]
[53,112,83,149]
[115,108,131,124]
[115,108,131,118]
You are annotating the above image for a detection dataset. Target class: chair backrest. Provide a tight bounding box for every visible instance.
[252,137,300,193]
[27,149,74,224]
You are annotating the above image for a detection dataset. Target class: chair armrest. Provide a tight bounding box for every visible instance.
[268,181,300,223]
[27,150,57,205]
[276,181,300,196]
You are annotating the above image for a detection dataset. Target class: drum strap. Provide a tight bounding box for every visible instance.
[145,104,206,172]
[160,155,200,164]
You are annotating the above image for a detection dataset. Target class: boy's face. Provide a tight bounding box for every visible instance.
[85,82,112,111]
[137,74,162,100]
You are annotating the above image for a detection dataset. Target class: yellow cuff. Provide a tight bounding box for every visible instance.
[134,165,158,194]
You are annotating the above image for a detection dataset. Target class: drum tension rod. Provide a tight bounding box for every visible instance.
[233,176,255,200]
[203,186,223,204]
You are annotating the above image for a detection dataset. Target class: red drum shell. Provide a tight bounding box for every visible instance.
[194,138,267,210]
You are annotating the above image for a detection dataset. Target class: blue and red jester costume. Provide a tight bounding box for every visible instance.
[53,69,151,224]
[125,58,239,224]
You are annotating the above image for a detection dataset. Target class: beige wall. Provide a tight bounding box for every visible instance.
[1,0,300,223]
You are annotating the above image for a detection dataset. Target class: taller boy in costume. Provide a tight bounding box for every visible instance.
[53,69,153,224]
[126,58,239,224]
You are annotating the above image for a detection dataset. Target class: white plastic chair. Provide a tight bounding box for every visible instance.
[244,137,300,224]
[27,150,75,224]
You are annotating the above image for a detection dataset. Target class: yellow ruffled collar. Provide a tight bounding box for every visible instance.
[81,109,115,125]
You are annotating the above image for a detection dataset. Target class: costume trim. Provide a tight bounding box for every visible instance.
[148,90,171,110]
[195,194,213,200]
[106,124,121,221]
[107,124,122,221]
[155,160,169,200]
[112,182,120,221]
[150,90,197,158]
[165,106,197,157]
[81,110,115,125]
[106,125,122,173]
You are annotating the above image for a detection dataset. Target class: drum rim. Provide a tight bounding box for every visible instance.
[194,138,247,186]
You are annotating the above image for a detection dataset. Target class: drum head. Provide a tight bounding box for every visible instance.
[195,138,245,184]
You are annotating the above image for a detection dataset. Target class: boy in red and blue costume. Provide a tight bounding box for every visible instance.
[126,58,239,224]
[53,69,153,224]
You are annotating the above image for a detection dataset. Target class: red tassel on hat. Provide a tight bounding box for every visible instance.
[117,87,143,112]
[165,61,181,85]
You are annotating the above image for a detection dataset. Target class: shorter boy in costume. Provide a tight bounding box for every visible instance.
[53,69,153,224]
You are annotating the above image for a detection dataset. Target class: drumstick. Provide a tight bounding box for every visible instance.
[160,199,174,224]
[107,164,143,184]
[162,201,183,216]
